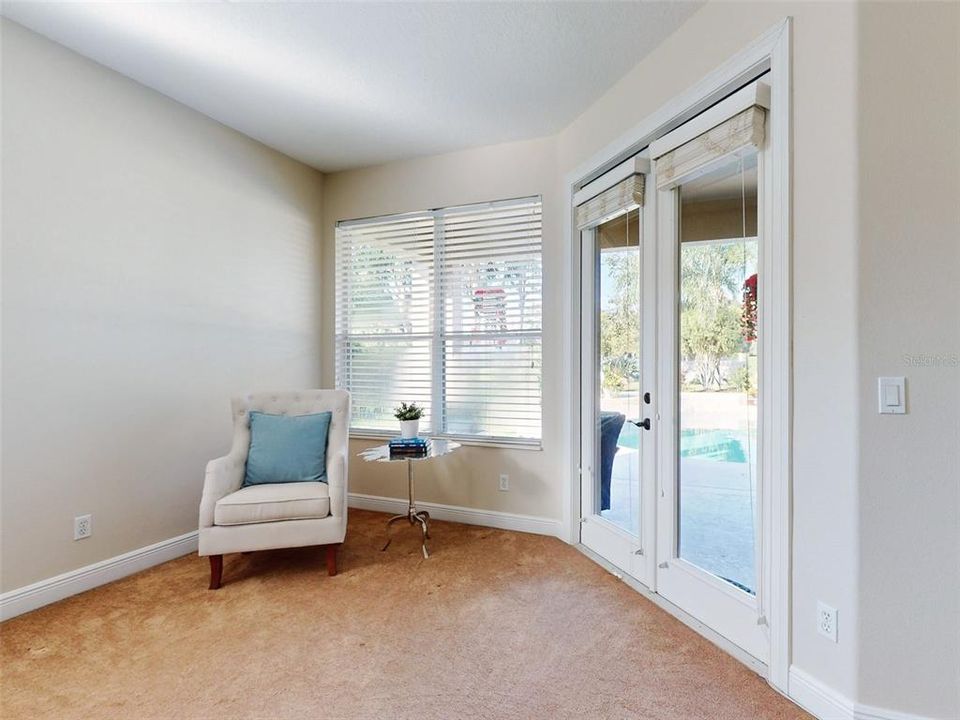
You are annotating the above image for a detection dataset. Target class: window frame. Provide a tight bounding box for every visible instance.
[335,195,544,450]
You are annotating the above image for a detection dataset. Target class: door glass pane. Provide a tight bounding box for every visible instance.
[677,152,759,594]
[596,208,641,535]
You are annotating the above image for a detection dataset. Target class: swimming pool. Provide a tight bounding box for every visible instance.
[617,424,753,463]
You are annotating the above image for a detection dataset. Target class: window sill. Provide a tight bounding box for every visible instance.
[348,431,543,452]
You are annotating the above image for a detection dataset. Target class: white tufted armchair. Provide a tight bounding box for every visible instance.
[198,390,350,589]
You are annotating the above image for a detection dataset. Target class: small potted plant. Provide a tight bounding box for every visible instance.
[394,402,424,439]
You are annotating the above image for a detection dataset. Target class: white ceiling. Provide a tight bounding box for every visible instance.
[3,2,701,172]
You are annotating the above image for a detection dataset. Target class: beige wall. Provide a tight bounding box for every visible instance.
[0,21,325,592]
[856,3,960,717]
[321,137,564,520]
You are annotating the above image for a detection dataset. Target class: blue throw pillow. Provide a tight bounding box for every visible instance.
[243,411,332,486]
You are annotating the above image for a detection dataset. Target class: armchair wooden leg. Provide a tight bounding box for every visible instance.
[326,544,339,577]
[209,554,223,590]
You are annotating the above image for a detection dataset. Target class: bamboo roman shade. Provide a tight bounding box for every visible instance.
[654,105,766,190]
[575,172,645,230]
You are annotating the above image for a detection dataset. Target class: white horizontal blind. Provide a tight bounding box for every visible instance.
[335,212,436,432]
[438,199,542,441]
[336,197,542,442]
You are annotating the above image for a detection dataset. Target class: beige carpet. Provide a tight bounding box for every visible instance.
[1,510,810,720]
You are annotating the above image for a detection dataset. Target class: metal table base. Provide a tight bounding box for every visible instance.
[381,457,431,558]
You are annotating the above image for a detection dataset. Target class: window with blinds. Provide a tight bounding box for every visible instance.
[335,197,542,444]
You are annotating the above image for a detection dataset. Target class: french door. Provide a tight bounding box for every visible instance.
[579,82,772,664]
[653,144,769,663]
[579,174,657,588]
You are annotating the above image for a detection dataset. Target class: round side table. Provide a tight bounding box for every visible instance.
[359,438,460,558]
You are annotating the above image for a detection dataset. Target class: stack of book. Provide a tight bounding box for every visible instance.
[389,437,431,459]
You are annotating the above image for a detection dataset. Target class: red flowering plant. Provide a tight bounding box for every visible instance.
[742,273,758,343]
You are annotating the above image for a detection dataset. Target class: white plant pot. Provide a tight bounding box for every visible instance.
[399,419,420,439]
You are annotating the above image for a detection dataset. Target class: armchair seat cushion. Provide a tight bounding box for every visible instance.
[214,482,330,526]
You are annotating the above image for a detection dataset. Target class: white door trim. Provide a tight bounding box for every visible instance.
[762,19,793,692]
[562,17,792,693]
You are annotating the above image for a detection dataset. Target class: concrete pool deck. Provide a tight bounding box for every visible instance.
[600,449,758,592]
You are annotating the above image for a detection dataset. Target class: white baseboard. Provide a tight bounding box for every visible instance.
[790,666,853,719]
[789,667,941,720]
[0,531,198,622]
[348,492,563,538]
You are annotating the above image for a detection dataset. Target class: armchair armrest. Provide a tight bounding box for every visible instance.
[198,452,245,529]
[327,451,348,520]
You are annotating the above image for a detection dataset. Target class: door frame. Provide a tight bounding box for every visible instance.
[562,18,792,691]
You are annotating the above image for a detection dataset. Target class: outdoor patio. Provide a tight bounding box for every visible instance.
[600,393,758,593]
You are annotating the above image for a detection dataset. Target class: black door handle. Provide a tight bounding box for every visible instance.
[630,418,651,430]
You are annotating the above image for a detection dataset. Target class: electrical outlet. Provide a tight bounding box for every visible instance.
[74,514,92,540]
[817,602,837,642]
[498,474,509,492]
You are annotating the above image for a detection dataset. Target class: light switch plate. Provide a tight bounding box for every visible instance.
[878,376,906,414]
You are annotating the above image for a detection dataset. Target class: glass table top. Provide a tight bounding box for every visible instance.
[358,438,461,463]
